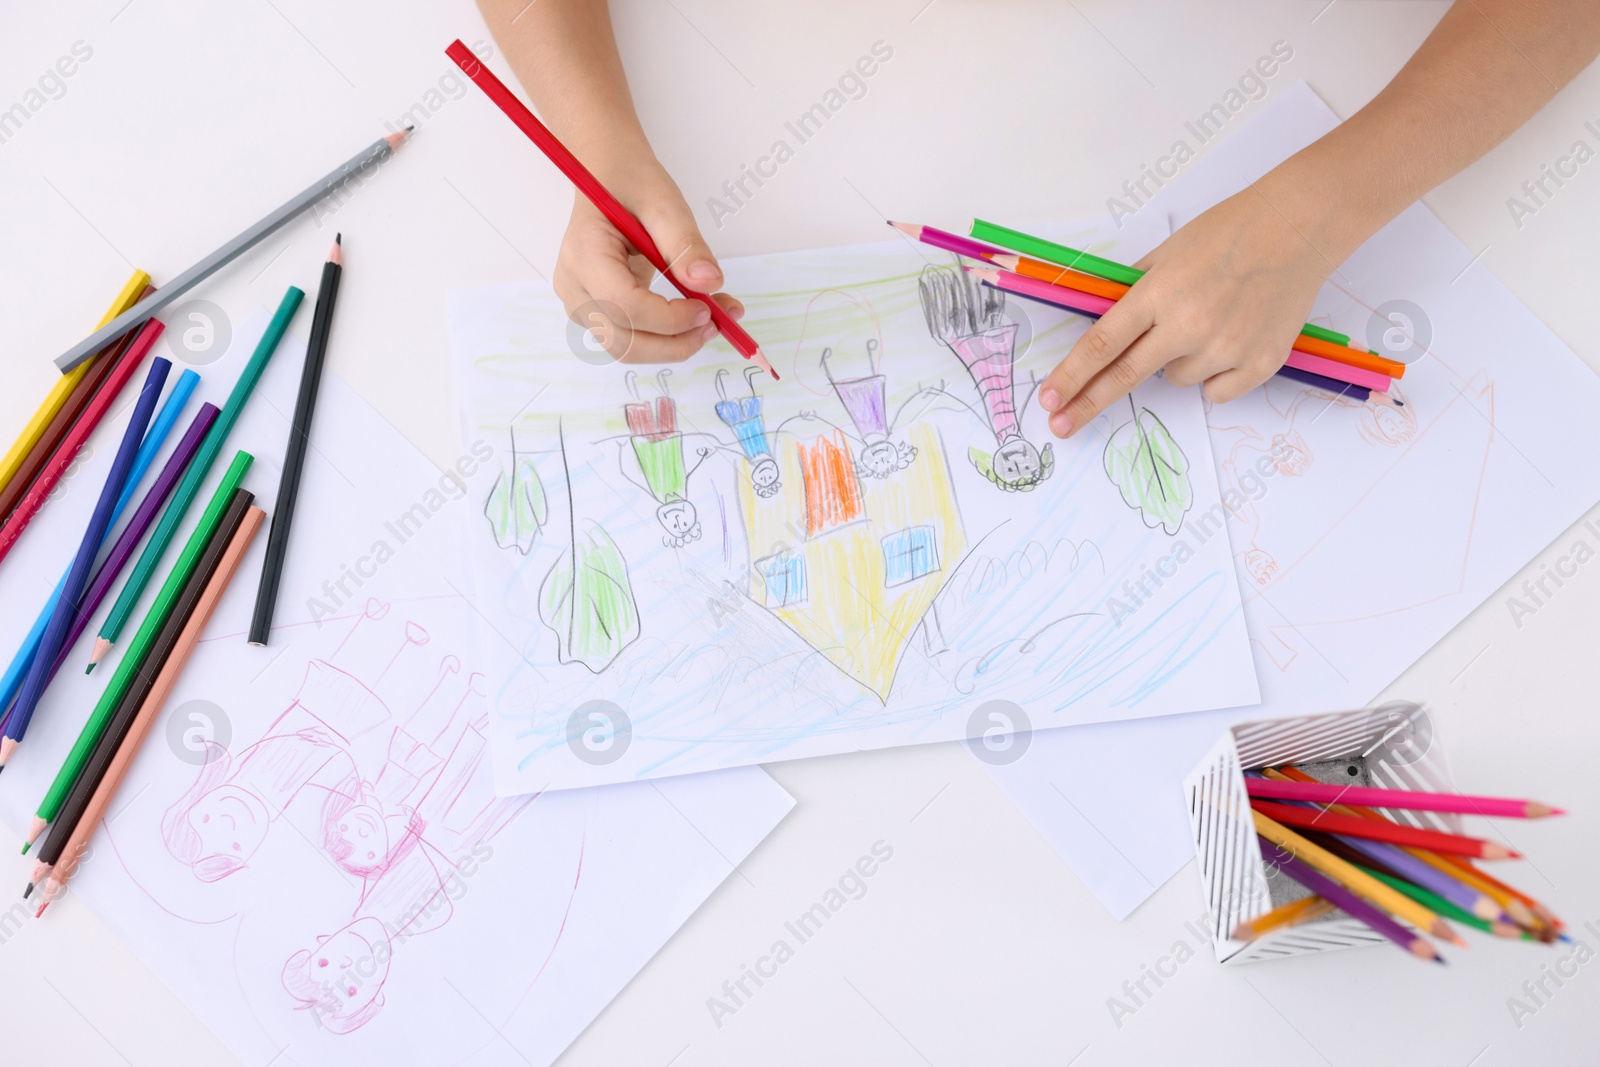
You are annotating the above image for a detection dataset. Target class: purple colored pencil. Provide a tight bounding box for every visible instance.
[55,403,221,674]
[891,221,1008,262]
[1275,363,1371,401]
[1259,840,1441,961]
[0,402,219,741]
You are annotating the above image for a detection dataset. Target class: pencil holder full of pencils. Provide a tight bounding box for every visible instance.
[1183,701,1457,965]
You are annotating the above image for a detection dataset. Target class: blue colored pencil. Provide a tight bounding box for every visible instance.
[0,370,200,732]
[109,369,200,520]
[0,358,172,761]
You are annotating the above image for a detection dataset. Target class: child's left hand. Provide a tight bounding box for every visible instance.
[1034,187,1334,437]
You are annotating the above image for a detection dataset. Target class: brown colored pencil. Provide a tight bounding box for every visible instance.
[0,285,155,525]
[34,506,264,913]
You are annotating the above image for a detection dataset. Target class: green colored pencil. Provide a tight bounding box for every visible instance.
[25,450,254,852]
[1364,866,1531,940]
[968,217,1354,347]
[87,286,303,673]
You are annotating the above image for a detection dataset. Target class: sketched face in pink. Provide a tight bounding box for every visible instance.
[283,917,392,1033]
[187,785,269,866]
[327,804,390,873]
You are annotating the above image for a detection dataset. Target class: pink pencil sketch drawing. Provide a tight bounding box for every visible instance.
[151,598,534,1035]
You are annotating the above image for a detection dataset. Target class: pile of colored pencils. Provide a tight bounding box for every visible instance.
[1,129,397,917]
[889,219,1407,403]
[1236,767,1565,962]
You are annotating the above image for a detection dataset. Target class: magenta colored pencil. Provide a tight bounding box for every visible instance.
[1244,777,1562,819]
[1257,841,1441,961]
[890,221,1008,261]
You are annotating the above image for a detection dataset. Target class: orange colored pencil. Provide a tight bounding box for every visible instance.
[1232,895,1337,941]
[988,253,1132,302]
[34,506,264,913]
[1292,334,1406,378]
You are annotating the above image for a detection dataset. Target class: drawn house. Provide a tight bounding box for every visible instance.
[735,421,965,699]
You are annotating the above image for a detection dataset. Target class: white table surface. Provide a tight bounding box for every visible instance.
[3,2,1598,1064]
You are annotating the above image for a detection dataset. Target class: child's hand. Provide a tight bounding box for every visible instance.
[554,166,744,364]
[1035,188,1333,437]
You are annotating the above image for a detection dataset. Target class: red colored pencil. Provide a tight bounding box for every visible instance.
[445,39,775,379]
[1249,800,1518,859]
[1243,777,1562,819]
[0,320,163,567]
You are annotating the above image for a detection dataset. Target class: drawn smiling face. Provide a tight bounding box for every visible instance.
[186,785,270,868]
[325,803,391,876]
[283,918,391,1033]
[993,439,1042,484]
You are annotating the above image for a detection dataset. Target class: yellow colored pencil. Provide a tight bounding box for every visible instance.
[1252,811,1466,945]
[1233,895,1337,941]
[0,270,151,498]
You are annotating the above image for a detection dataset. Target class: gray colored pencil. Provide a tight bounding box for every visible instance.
[54,128,411,372]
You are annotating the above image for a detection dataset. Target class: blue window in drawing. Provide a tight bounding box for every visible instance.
[758,553,807,608]
[881,526,939,588]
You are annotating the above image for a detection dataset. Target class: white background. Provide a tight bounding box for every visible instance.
[2,2,1598,1064]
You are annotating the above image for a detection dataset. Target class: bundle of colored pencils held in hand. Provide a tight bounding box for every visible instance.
[1236,768,1565,963]
[891,219,1407,404]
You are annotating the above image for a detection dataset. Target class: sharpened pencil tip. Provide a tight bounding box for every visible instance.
[22,883,32,899]
[329,237,343,267]
[750,349,779,381]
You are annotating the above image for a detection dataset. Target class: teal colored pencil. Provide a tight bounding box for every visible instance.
[86,287,303,673]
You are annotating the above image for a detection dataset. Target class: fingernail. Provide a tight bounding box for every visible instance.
[730,304,745,321]
[692,304,711,326]
[1039,387,1062,410]
[701,323,719,341]
[1049,411,1073,437]
[688,260,719,283]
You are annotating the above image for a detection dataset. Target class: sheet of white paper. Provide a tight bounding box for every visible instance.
[448,216,1258,793]
[981,82,1600,920]
[0,311,793,1067]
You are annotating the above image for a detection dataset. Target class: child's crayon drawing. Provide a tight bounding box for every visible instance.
[448,236,1263,791]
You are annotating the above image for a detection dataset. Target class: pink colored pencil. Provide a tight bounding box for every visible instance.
[1284,350,1391,392]
[0,320,163,568]
[966,265,1115,315]
[889,221,1008,262]
[1244,778,1563,819]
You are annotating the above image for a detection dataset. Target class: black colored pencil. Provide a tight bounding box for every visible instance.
[248,237,342,645]
[29,488,254,890]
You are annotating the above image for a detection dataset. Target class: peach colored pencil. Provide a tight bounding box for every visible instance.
[34,507,263,913]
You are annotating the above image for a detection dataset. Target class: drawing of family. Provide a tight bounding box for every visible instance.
[144,601,530,1035]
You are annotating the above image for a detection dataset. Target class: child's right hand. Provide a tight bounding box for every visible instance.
[554,166,744,364]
